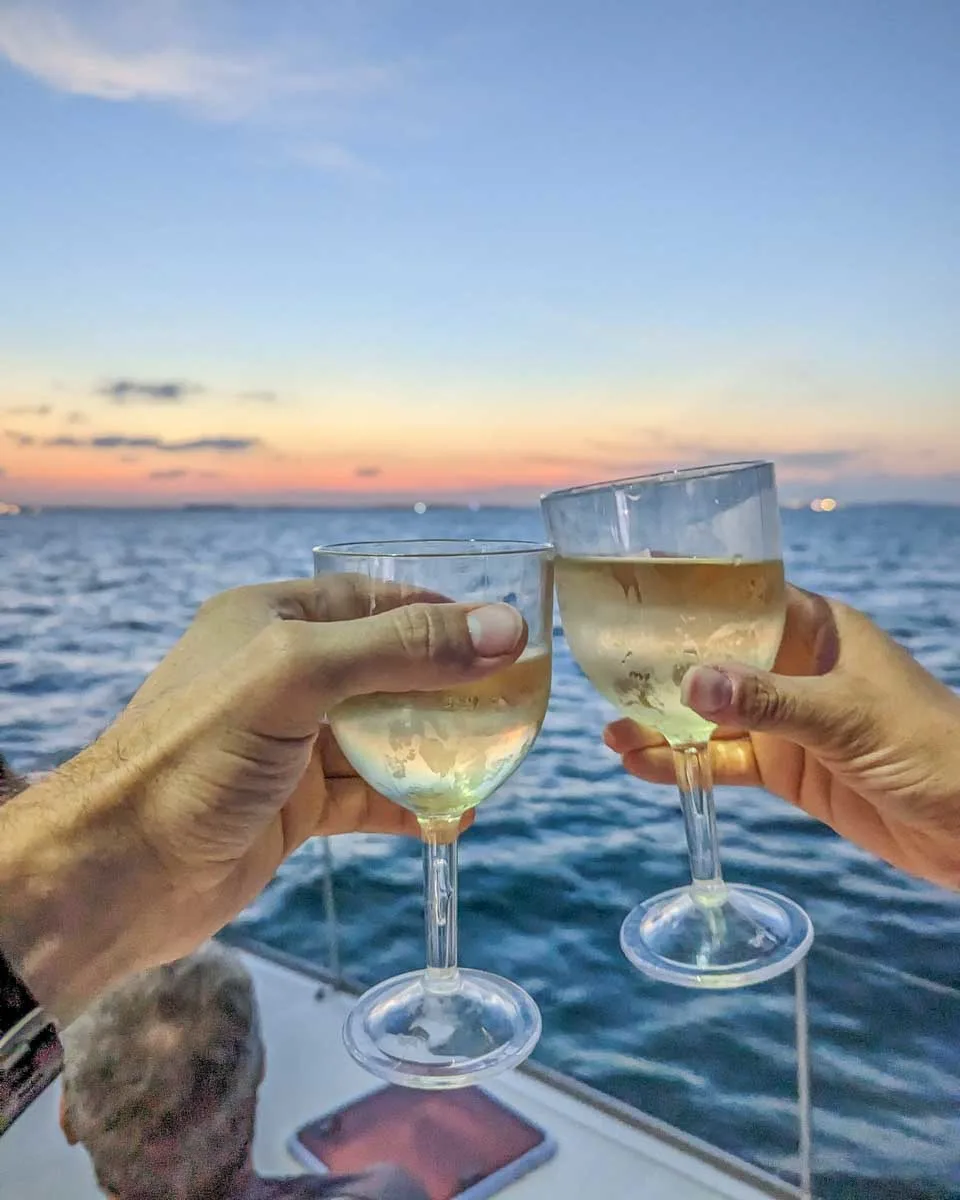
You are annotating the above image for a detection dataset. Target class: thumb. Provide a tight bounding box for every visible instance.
[243,601,528,737]
[319,600,527,704]
[681,663,849,750]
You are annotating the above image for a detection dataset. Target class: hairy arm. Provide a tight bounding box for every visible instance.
[0,581,523,1026]
[0,742,166,1025]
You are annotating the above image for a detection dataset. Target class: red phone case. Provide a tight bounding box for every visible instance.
[293,1085,550,1200]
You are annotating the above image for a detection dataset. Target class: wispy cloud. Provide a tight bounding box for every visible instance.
[354,465,382,478]
[662,440,863,472]
[149,467,222,480]
[7,429,260,453]
[519,438,868,489]
[0,12,255,117]
[238,389,279,405]
[2,404,52,416]
[0,2,405,170]
[291,140,381,180]
[91,435,259,453]
[98,378,204,405]
[65,410,88,424]
[768,449,857,469]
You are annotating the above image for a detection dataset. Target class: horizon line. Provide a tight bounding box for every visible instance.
[3,499,958,513]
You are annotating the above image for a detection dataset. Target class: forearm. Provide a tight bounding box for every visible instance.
[0,749,150,1025]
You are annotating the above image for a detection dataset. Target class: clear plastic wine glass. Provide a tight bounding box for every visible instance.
[313,539,553,1086]
[542,462,813,988]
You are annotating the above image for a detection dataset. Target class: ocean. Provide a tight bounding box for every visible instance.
[1,504,958,1198]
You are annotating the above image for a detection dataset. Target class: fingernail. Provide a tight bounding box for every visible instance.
[467,604,523,658]
[683,666,733,715]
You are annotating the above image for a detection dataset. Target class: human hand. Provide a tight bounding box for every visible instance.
[1,578,525,1018]
[605,586,960,888]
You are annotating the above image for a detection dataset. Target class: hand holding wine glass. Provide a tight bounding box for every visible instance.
[314,540,553,1088]
[542,462,813,988]
[0,576,528,1024]
[606,584,960,890]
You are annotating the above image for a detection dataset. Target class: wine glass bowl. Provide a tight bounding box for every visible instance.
[542,463,813,988]
[314,539,553,1085]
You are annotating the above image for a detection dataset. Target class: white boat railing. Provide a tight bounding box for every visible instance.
[232,832,960,1200]
[223,830,818,1200]
[216,923,803,1200]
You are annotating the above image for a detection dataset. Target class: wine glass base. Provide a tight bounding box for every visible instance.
[620,884,813,989]
[343,968,542,1089]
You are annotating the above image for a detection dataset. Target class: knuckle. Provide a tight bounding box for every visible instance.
[830,598,856,626]
[393,605,434,660]
[197,584,253,619]
[196,590,229,619]
[827,695,875,755]
[314,573,371,622]
[260,620,303,676]
[739,675,794,727]
[394,603,471,668]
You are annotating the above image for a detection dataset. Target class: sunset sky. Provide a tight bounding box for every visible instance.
[1,1,958,506]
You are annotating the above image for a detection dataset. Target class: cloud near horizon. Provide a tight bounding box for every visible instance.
[148,468,222,480]
[522,441,863,480]
[2,404,52,416]
[98,378,204,405]
[754,449,857,469]
[6,430,260,453]
[239,389,279,404]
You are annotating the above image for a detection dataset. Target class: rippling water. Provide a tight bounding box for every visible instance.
[2,504,959,1198]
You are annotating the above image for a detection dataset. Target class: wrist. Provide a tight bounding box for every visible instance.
[0,747,152,1024]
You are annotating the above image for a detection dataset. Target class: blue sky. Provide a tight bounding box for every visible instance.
[0,0,957,505]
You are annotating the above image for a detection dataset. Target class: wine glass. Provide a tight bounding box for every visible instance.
[313,539,553,1086]
[542,462,813,988]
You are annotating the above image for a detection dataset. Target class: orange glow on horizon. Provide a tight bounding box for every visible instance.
[3,380,958,506]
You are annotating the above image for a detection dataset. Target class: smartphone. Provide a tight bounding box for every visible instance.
[1,1008,62,1135]
[287,1084,556,1200]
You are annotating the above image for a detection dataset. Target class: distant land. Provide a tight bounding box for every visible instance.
[0,501,532,513]
[1,500,958,514]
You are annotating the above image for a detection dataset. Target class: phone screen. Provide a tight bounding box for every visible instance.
[292,1085,550,1200]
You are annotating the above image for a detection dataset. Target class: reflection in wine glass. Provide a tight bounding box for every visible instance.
[542,462,813,988]
[314,540,553,1086]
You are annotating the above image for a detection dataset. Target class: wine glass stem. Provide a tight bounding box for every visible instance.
[673,744,726,903]
[421,818,460,993]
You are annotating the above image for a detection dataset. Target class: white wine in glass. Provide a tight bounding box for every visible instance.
[543,463,813,989]
[314,539,553,1087]
[554,556,786,747]
[332,650,551,822]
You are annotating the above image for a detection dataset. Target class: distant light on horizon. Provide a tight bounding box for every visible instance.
[810,497,838,513]
[413,501,427,515]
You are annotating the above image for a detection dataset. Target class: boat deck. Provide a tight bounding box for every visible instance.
[0,946,798,1199]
